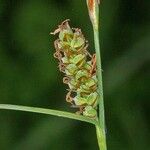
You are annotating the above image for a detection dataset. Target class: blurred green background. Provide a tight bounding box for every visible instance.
[0,0,150,150]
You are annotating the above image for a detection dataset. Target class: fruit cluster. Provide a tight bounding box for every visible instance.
[51,20,98,117]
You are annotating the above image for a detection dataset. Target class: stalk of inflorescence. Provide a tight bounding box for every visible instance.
[86,0,107,149]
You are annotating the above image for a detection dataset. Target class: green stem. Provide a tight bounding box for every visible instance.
[96,125,107,150]
[94,25,107,150]
[86,0,107,148]
[0,104,98,125]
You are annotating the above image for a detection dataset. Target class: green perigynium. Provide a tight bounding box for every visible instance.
[51,20,98,118]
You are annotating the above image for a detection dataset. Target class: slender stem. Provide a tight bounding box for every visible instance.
[94,29,104,127]
[86,0,107,148]
[86,2,107,148]
[96,125,107,150]
[94,26,107,150]
[0,104,98,125]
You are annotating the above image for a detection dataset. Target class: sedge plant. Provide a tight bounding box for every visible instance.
[0,0,107,149]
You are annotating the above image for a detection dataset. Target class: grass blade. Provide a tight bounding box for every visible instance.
[0,104,98,125]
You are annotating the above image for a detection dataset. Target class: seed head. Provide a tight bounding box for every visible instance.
[51,20,98,118]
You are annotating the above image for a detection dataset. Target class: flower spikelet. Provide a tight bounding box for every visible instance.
[51,20,98,118]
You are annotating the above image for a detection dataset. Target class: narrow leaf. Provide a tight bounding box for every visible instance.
[0,104,98,125]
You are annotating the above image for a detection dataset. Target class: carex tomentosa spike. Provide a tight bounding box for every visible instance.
[51,20,98,118]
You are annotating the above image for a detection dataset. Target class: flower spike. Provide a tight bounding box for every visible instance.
[51,20,98,118]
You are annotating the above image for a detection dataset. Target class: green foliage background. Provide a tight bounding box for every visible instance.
[0,0,149,150]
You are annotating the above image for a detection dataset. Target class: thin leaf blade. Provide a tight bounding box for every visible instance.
[0,104,98,125]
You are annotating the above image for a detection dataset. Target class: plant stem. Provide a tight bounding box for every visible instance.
[0,104,98,125]
[86,0,107,148]
[94,25,107,150]
[86,1,107,148]
[96,124,107,150]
